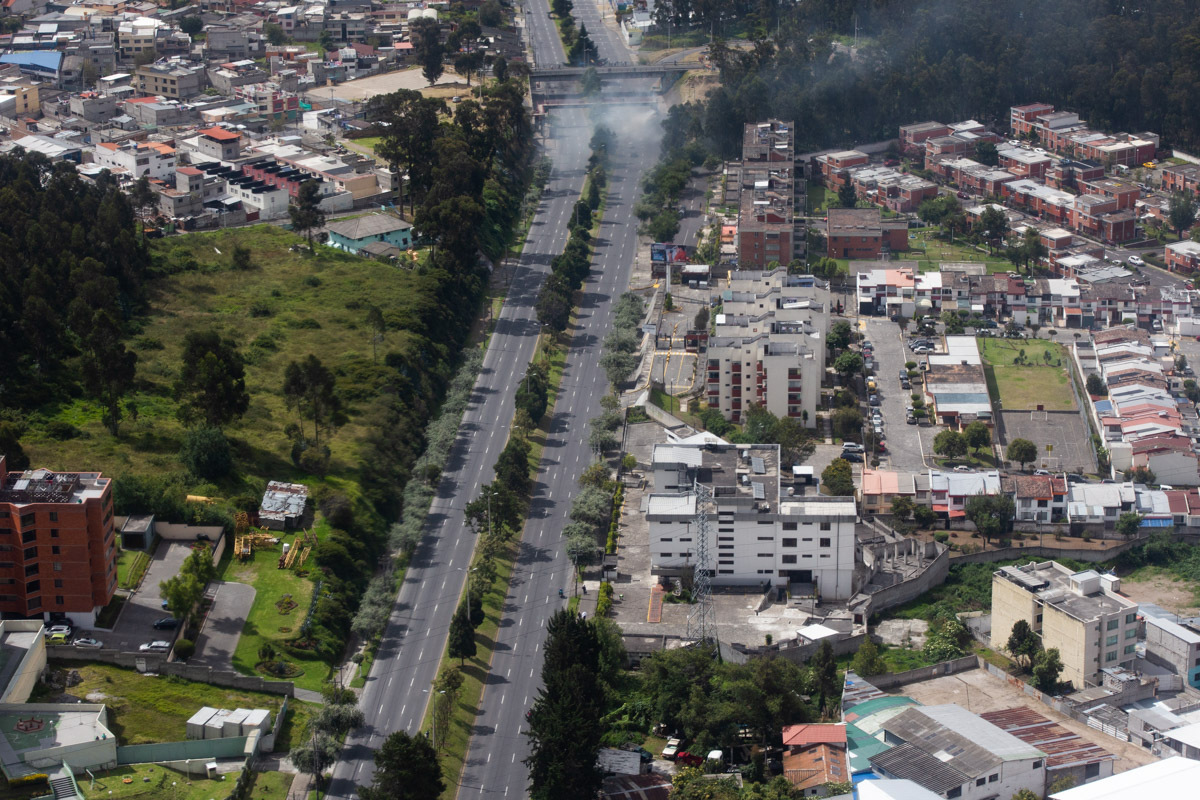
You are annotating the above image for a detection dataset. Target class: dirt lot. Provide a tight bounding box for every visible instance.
[308,66,467,103]
[890,668,1158,774]
[1120,569,1200,617]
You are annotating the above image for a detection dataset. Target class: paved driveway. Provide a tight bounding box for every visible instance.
[861,317,934,472]
[190,581,255,668]
[99,540,193,651]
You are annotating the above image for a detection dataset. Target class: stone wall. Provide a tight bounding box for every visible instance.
[863,655,979,690]
[47,648,293,696]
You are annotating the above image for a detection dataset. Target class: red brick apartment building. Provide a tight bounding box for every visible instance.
[1010,103,1055,137]
[0,455,117,625]
[826,208,908,259]
[1162,163,1200,197]
[899,121,952,149]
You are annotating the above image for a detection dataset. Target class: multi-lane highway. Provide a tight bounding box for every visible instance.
[327,0,657,796]
[323,8,584,797]
[455,2,657,796]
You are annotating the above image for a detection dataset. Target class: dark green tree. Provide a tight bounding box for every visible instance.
[836,180,857,208]
[1032,647,1063,693]
[964,494,1015,545]
[1170,192,1197,239]
[850,637,888,677]
[174,330,250,428]
[1006,619,1042,670]
[366,90,445,211]
[179,426,233,480]
[288,179,325,251]
[1007,438,1038,469]
[282,354,342,446]
[809,640,838,712]
[80,310,137,436]
[448,601,477,665]
[964,420,991,455]
[827,320,853,351]
[0,423,30,471]
[821,459,855,497]
[179,16,202,35]
[358,730,444,800]
[974,141,999,166]
[933,429,968,459]
[833,351,864,383]
[411,18,444,86]
[1116,512,1143,539]
[1086,373,1107,396]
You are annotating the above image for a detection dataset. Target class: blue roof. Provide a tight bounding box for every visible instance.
[0,51,62,73]
[1094,399,1113,413]
[1141,518,1173,527]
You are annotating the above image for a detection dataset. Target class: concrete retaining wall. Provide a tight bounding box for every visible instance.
[641,399,692,431]
[861,547,950,619]
[864,655,979,690]
[46,649,293,696]
[154,524,227,565]
[951,531,1200,565]
[739,632,867,665]
[116,736,248,765]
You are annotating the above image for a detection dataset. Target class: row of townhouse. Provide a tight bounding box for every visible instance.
[704,269,829,424]
[828,160,939,213]
[1081,327,1200,485]
[1010,103,1159,167]
[862,464,1173,527]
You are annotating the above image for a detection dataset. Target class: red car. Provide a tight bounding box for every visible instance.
[877,441,887,453]
[676,751,705,767]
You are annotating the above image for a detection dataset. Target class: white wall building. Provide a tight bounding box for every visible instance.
[92,140,176,180]
[646,442,857,597]
[1051,757,1200,800]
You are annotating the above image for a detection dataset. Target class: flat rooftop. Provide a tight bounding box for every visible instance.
[995,562,1135,622]
[0,467,107,506]
[0,705,112,769]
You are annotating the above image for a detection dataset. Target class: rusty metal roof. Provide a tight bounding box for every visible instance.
[979,707,1116,770]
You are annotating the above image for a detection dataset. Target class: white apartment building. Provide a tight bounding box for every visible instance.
[645,442,857,598]
[704,270,829,425]
[92,140,176,180]
[991,562,1139,688]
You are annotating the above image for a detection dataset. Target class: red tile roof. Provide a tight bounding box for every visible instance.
[782,723,846,747]
[199,126,240,141]
[177,167,202,176]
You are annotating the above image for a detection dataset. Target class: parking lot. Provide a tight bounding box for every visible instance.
[86,540,193,652]
[860,317,936,472]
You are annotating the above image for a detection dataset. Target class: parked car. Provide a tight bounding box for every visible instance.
[957,191,969,199]
[47,632,70,645]
[841,452,864,463]
[139,641,172,652]
[954,465,973,473]
[153,618,180,630]
[877,441,888,452]
[919,359,928,370]
[901,379,911,390]
[1034,469,1051,476]
[906,415,917,425]
[873,424,884,437]
[842,442,865,453]
[869,394,880,406]
[1128,255,1145,267]
[676,751,705,768]
[46,625,72,637]
[662,738,683,760]
[984,320,999,329]
[73,638,103,649]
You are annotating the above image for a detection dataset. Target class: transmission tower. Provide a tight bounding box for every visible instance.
[686,479,717,651]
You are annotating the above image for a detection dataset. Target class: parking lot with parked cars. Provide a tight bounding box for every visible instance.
[860,317,938,472]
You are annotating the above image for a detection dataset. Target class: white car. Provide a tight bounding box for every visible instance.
[954,465,973,473]
[46,625,72,637]
[73,638,103,649]
[139,641,171,652]
[1128,255,1145,267]
[842,443,865,454]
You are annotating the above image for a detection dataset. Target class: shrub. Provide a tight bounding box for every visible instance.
[179,427,233,480]
[174,639,196,660]
[45,420,80,440]
[596,582,613,616]
[934,532,949,543]
[249,299,273,317]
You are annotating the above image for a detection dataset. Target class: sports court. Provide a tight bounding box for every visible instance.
[998,409,1097,474]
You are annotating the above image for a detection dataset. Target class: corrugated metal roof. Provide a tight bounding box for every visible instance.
[869,743,970,794]
[651,444,703,468]
[782,723,846,747]
[979,707,1115,770]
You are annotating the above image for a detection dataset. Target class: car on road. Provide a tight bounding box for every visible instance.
[957,191,969,199]
[153,618,180,630]
[919,359,928,370]
[841,452,864,463]
[1034,469,1051,476]
[1128,255,1145,267]
[869,394,880,406]
[906,415,917,424]
[662,738,683,760]
[901,379,911,390]
[842,443,865,453]
[139,641,171,652]
[873,424,884,438]
[73,638,103,649]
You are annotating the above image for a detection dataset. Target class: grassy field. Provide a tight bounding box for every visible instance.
[78,764,292,800]
[218,522,334,692]
[19,225,420,522]
[42,661,311,750]
[907,230,1012,273]
[979,337,1075,411]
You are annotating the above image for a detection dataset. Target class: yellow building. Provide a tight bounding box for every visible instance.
[991,562,1139,689]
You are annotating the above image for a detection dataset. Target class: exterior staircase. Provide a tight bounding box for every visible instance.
[49,773,81,799]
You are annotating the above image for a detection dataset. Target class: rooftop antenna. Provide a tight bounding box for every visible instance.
[686,479,717,653]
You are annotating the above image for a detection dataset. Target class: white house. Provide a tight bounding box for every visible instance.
[92,140,176,181]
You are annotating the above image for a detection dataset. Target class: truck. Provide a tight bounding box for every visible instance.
[662,737,683,760]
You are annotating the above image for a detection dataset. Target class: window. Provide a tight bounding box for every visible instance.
[25,580,39,593]
[820,538,831,547]
[55,596,63,606]
[659,538,673,543]
[48,512,57,522]
[782,522,797,531]
[947,788,961,799]
[1126,629,1137,639]
[782,555,797,564]
[718,536,734,541]
[975,779,985,787]
[20,531,34,545]
[27,596,39,610]
[53,579,62,589]
[53,563,62,572]
[19,514,34,528]
[1124,644,1136,655]
[782,538,797,548]
[758,553,772,558]
[718,560,733,565]
[659,553,672,558]
[23,564,37,576]
[49,528,58,539]
[1126,613,1137,624]
[1105,651,1118,662]
[50,546,60,556]
[988,774,998,783]
[1107,634,1118,646]
[819,522,831,531]
[1107,619,1119,630]
[1032,761,1042,770]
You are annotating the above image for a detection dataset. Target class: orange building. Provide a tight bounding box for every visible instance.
[0,455,117,625]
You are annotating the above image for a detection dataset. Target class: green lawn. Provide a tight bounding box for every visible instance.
[78,764,291,800]
[808,185,831,215]
[42,661,311,750]
[979,337,1075,411]
[907,231,1012,274]
[218,523,334,693]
